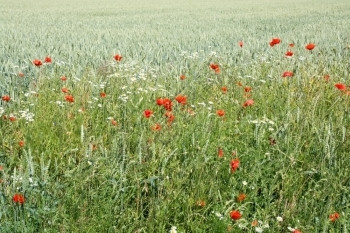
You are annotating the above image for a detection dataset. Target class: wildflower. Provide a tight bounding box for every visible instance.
[12,193,25,204]
[100,92,107,98]
[61,87,69,93]
[210,63,220,74]
[216,109,225,117]
[18,72,24,77]
[243,99,254,107]
[143,109,153,118]
[162,98,172,111]
[180,74,186,80]
[230,158,240,172]
[114,54,122,61]
[221,86,227,93]
[9,116,16,122]
[282,71,294,77]
[156,98,164,106]
[196,200,206,207]
[65,95,75,103]
[238,41,244,47]
[169,226,177,233]
[18,141,25,147]
[218,148,224,158]
[33,59,42,67]
[44,56,52,63]
[230,210,241,220]
[255,227,263,233]
[276,216,283,222]
[335,83,346,91]
[251,220,258,227]
[111,119,117,126]
[175,95,187,105]
[236,193,246,202]
[60,76,67,81]
[324,74,330,82]
[293,230,302,233]
[285,51,294,57]
[289,43,295,47]
[244,86,252,92]
[151,123,161,131]
[329,212,340,222]
[165,111,175,124]
[269,37,281,47]
[305,43,316,50]
[1,95,11,102]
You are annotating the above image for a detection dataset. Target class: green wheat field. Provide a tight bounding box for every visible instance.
[1,0,350,232]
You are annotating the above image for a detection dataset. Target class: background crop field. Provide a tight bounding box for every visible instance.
[1,0,350,232]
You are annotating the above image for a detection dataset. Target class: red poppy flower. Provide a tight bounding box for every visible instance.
[156,98,164,106]
[165,111,175,124]
[18,72,24,77]
[242,99,254,107]
[216,109,225,117]
[1,95,10,102]
[251,220,258,227]
[282,71,294,78]
[244,86,252,92]
[329,212,340,222]
[114,54,122,61]
[162,98,172,111]
[44,56,52,63]
[12,193,25,204]
[143,109,153,118]
[9,116,16,122]
[269,37,281,47]
[230,210,241,220]
[218,148,224,158]
[293,230,302,233]
[18,141,25,147]
[230,159,240,172]
[61,87,69,93]
[324,74,330,82]
[236,193,246,202]
[175,95,187,105]
[111,119,117,126]
[238,41,243,47]
[100,92,106,98]
[180,74,186,80]
[210,64,220,74]
[196,200,206,207]
[33,59,43,67]
[60,76,67,81]
[335,83,346,91]
[221,86,227,93]
[285,51,294,57]
[305,43,315,50]
[151,123,161,131]
[289,43,295,47]
[65,95,75,103]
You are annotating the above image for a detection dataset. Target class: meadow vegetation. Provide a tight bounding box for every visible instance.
[1,0,350,232]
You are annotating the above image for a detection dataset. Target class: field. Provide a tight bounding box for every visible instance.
[1,0,350,232]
